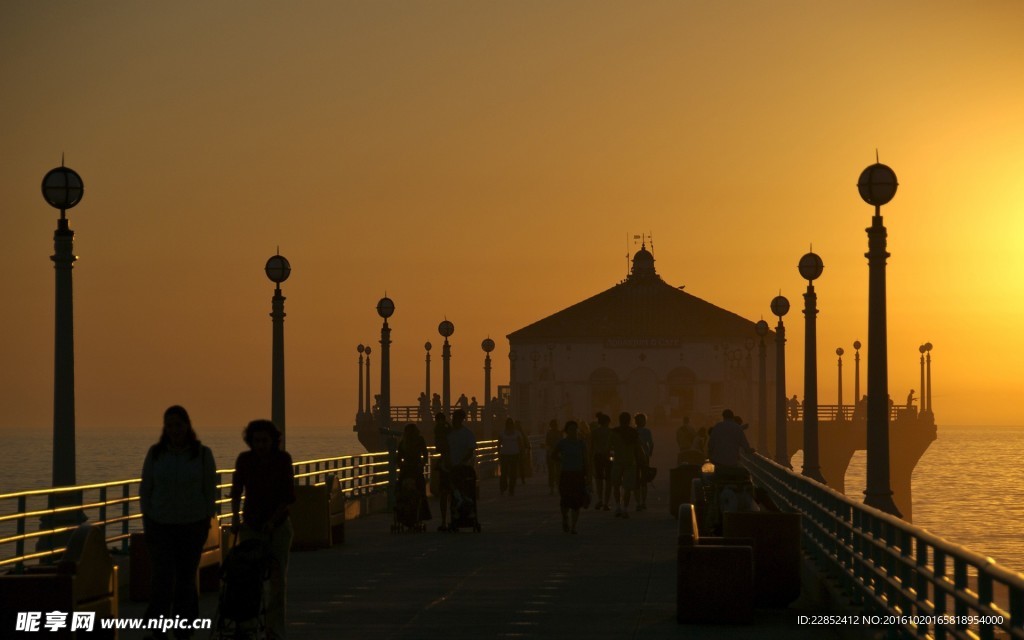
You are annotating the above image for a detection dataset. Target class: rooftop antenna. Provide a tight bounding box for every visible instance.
[876,148,880,163]
[649,231,654,254]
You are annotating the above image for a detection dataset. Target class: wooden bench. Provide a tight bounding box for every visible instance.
[723,510,802,607]
[291,476,345,550]
[676,503,754,624]
[128,516,222,602]
[0,524,119,638]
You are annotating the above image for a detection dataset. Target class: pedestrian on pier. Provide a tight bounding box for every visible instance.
[498,418,522,496]
[788,395,800,420]
[469,396,479,422]
[545,419,563,496]
[140,405,218,639]
[431,393,442,416]
[230,419,296,640]
[432,412,452,531]
[609,412,639,518]
[635,412,653,512]
[515,420,532,485]
[552,421,590,534]
[590,412,612,511]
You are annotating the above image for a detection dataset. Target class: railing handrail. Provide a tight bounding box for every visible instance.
[0,440,499,572]
[743,451,1024,639]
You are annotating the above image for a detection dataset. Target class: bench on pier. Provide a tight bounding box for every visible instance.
[722,510,801,608]
[128,516,222,602]
[1,524,118,636]
[676,503,753,624]
[291,475,346,550]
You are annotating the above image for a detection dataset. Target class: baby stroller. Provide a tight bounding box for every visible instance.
[210,536,273,639]
[447,465,481,532]
[391,471,431,533]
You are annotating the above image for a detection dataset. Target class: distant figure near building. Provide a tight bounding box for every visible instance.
[498,418,521,496]
[635,413,653,512]
[676,417,695,463]
[551,421,589,534]
[609,412,640,518]
[515,420,532,485]
[545,419,563,496]
[230,419,296,640]
[590,412,613,511]
[140,405,218,635]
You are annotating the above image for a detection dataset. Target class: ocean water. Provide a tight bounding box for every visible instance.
[3,424,1022,573]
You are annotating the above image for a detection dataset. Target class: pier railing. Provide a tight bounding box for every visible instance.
[0,439,500,573]
[744,451,1024,640]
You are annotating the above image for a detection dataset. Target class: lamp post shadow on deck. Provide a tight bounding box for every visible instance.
[266,252,291,451]
[859,160,902,517]
[799,251,826,484]
[439,320,455,416]
[39,163,88,549]
[770,295,791,468]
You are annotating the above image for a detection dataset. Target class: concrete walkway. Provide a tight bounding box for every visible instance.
[121,475,840,639]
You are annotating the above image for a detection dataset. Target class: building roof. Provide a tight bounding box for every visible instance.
[507,246,762,343]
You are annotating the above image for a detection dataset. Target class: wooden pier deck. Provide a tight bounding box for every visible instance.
[119,475,841,639]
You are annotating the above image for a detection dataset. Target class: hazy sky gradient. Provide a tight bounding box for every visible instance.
[3,1,1023,433]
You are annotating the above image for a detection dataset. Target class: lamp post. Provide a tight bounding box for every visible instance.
[770,295,790,467]
[364,346,372,420]
[799,251,826,484]
[357,344,365,419]
[376,296,395,429]
[755,320,769,452]
[482,338,495,431]
[853,340,862,413]
[439,319,455,416]
[424,341,432,416]
[924,342,933,416]
[836,348,845,420]
[859,160,901,516]
[265,252,290,449]
[918,344,926,417]
[42,165,84,491]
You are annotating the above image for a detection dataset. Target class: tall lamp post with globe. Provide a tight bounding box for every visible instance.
[859,160,901,517]
[482,338,495,432]
[755,320,769,452]
[798,251,826,484]
[42,164,84,492]
[770,295,790,467]
[836,348,845,420]
[377,296,395,430]
[265,252,291,449]
[439,320,455,415]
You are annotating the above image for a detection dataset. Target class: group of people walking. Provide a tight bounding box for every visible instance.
[139,406,294,640]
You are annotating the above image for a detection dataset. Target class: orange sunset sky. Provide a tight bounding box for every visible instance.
[2,2,1023,435]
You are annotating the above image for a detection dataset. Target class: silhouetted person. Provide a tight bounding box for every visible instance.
[456,393,469,416]
[498,418,521,496]
[545,419,563,496]
[788,395,800,420]
[432,412,452,531]
[469,396,479,422]
[231,420,295,640]
[552,421,589,534]
[907,389,916,410]
[609,411,640,518]
[140,405,217,639]
[397,423,431,525]
[431,393,442,416]
[635,412,653,511]
[708,409,752,483]
[590,412,613,510]
[418,392,430,422]
[515,420,531,485]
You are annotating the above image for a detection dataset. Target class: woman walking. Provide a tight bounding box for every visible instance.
[139,405,217,639]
